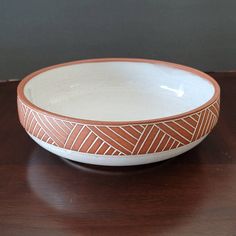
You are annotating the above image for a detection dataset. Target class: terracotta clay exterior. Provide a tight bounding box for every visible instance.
[17,58,220,157]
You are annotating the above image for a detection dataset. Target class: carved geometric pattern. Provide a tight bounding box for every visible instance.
[17,97,220,156]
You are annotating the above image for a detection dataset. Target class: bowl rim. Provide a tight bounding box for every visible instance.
[17,58,220,125]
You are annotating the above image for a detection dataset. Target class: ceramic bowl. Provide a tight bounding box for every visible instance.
[17,58,220,166]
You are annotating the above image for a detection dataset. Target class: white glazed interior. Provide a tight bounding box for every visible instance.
[24,61,215,121]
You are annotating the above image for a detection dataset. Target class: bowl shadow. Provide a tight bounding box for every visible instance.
[27,146,209,235]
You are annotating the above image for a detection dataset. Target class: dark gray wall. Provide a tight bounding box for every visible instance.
[1,0,236,80]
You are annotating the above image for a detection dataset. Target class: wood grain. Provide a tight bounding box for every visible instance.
[0,73,235,236]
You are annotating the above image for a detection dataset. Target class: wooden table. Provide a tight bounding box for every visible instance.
[0,73,235,236]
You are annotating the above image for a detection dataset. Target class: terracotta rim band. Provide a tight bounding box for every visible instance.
[17,58,220,126]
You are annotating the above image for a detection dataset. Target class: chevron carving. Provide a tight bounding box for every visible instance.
[17,97,220,156]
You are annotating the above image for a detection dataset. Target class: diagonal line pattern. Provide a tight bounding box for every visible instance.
[17,97,220,156]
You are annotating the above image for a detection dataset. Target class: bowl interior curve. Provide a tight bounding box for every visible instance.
[23,61,215,122]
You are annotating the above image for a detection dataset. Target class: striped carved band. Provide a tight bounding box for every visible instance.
[17,97,220,156]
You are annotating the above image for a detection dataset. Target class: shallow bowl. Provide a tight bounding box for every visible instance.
[17,58,220,166]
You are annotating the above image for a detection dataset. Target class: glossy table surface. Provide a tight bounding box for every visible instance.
[0,73,235,236]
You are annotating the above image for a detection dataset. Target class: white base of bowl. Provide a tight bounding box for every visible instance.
[28,133,207,166]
